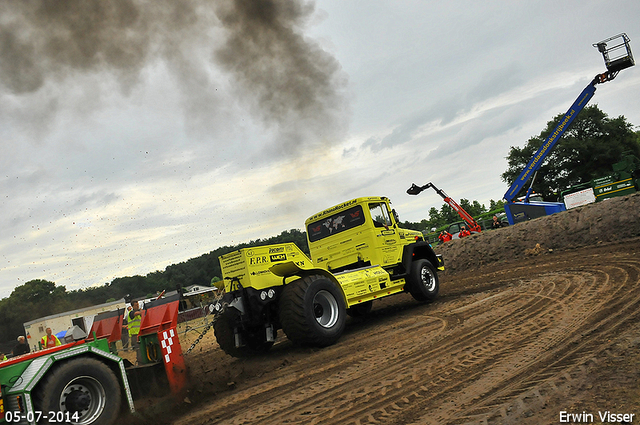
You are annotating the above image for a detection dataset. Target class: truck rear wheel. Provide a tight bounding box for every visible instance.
[407,259,439,302]
[279,274,346,347]
[34,357,121,425]
[214,308,274,358]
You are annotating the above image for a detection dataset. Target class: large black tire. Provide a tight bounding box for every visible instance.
[406,259,439,302]
[34,357,121,425]
[213,308,274,358]
[279,275,347,347]
[347,300,373,318]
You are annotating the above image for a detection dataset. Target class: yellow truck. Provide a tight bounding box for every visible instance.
[213,196,444,357]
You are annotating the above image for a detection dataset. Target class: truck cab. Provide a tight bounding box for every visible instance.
[305,197,426,273]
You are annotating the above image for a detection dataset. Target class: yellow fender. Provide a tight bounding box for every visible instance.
[269,261,348,303]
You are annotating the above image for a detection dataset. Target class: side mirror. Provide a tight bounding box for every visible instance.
[392,209,400,224]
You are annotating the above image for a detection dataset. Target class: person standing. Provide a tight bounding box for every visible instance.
[41,327,62,349]
[128,301,142,352]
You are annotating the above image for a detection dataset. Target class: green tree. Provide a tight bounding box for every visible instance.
[0,279,72,341]
[489,199,505,211]
[439,204,458,225]
[501,105,640,200]
[459,199,486,217]
[427,207,440,225]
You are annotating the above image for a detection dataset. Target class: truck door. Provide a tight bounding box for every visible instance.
[367,202,402,267]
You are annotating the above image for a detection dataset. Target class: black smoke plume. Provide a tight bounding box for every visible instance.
[0,0,347,149]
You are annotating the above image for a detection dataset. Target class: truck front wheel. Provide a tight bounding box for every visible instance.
[407,259,439,302]
[34,357,121,425]
[279,275,346,347]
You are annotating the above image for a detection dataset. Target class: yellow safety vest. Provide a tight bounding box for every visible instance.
[128,312,142,336]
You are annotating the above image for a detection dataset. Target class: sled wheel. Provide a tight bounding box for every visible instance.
[407,259,439,302]
[34,357,121,425]
[347,300,373,318]
[279,274,346,347]
[214,308,274,358]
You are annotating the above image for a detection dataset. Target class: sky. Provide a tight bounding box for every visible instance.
[1,0,639,299]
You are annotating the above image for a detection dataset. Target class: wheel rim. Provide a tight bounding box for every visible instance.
[59,376,106,424]
[313,290,339,328]
[420,265,437,292]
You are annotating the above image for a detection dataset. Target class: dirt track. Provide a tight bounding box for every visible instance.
[139,194,640,425]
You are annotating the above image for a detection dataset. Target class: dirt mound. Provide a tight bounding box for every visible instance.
[436,192,640,274]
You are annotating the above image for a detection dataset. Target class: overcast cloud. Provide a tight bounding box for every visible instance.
[1,0,639,298]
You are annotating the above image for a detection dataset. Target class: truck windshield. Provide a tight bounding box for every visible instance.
[307,205,365,242]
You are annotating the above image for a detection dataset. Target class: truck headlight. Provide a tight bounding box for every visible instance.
[260,291,268,301]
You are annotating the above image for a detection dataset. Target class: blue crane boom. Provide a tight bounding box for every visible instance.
[503,80,597,203]
[503,33,634,225]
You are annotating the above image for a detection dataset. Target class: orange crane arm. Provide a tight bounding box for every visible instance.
[407,182,482,233]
